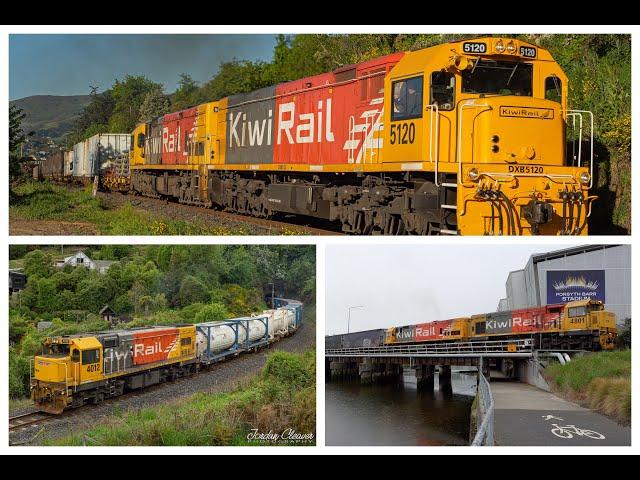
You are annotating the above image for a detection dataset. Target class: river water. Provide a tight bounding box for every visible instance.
[326,371,477,446]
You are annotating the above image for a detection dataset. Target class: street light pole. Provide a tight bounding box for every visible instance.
[347,305,364,334]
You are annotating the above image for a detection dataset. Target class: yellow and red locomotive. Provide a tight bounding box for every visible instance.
[327,300,617,351]
[122,36,594,235]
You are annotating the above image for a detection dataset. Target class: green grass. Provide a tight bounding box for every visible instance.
[49,349,316,446]
[9,397,33,412]
[9,181,257,235]
[545,349,631,425]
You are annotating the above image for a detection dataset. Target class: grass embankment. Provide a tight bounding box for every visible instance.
[544,349,630,425]
[50,350,316,446]
[9,182,254,235]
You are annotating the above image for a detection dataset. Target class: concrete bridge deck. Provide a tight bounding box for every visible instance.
[491,381,631,446]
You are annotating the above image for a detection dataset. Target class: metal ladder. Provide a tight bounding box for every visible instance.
[438,173,458,235]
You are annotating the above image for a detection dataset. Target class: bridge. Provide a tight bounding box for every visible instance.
[325,339,631,446]
[326,339,535,392]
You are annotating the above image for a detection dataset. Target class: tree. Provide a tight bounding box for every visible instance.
[172,73,200,110]
[139,89,171,123]
[9,105,32,182]
[23,250,54,278]
[108,75,164,132]
[194,303,229,323]
[176,275,210,307]
[65,90,115,147]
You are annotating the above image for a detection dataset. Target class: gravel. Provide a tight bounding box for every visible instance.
[9,320,315,446]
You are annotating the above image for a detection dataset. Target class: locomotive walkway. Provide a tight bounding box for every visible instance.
[491,381,631,446]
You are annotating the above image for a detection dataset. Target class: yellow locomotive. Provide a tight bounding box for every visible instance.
[124,36,597,235]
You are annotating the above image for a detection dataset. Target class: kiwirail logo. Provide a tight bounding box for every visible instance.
[499,106,554,119]
[246,429,315,444]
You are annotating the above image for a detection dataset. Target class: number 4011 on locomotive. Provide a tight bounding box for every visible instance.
[126,36,595,235]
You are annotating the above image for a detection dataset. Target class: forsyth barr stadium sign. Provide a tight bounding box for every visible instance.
[546,270,605,304]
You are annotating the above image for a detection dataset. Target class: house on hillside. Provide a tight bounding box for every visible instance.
[9,269,27,295]
[99,305,121,327]
[55,251,115,274]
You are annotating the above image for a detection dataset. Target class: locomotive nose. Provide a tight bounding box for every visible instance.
[471,97,564,166]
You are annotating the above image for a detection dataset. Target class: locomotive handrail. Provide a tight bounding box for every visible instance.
[566,112,583,168]
[564,109,594,189]
[426,104,441,185]
[457,102,492,182]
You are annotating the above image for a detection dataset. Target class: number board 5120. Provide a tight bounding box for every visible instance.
[463,42,487,54]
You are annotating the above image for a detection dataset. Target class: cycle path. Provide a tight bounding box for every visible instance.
[492,381,631,446]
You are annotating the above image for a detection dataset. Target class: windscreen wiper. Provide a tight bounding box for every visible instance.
[506,62,519,86]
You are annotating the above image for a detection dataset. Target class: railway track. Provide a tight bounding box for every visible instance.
[98,190,343,236]
[9,412,54,432]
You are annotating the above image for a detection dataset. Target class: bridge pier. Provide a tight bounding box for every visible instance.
[439,365,452,392]
[329,360,359,380]
[359,360,373,385]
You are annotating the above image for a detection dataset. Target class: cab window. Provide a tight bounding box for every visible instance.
[462,60,533,96]
[545,76,562,103]
[569,306,587,317]
[392,76,423,121]
[430,71,455,110]
[137,133,145,149]
[71,349,80,362]
[82,349,100,365]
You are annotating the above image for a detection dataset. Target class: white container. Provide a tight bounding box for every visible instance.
[64,150,74,176]
[72,133,131,178]
[72,141,86,177]
[261,309,295,338]
[196,319,268,357]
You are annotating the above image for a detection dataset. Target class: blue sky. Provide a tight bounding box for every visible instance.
[9,34,277,100]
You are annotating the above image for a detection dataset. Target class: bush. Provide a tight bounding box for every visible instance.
[194,303,229,324]
[9,348,31,398]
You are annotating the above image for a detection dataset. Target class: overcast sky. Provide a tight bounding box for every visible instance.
[9,34,276,100]
[325,244,577,336]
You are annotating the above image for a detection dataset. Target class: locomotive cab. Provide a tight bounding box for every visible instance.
[562,300,617,350]
[32,336,104,413]
[383,36,594,235]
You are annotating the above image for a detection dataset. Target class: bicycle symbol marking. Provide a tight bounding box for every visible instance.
[549,424,606,440]
[540,415,606,440]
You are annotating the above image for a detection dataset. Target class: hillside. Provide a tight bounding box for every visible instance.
[9,94,91,141]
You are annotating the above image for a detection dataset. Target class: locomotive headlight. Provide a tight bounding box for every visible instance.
[507,41,516,54]
[468,168,480,181]
[579,171,591,185]
[495,40,505,53]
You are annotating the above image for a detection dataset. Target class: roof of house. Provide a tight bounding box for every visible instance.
[94,260,115,270]
[99,305,117,315]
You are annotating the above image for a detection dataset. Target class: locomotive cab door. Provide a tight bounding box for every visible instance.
[71,338,103,384]
[386,74,425,162]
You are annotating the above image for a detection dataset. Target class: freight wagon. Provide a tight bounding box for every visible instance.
[31,298,303,414]
[325,328,387,350]
[71,133,131,181]
[127,36,596,236]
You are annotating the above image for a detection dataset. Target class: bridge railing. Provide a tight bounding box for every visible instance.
[472,365,495,446]
[326,338,533,357]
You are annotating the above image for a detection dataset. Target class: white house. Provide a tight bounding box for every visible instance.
[55,251,115,274]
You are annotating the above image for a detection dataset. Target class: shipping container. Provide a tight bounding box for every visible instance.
[72,133,131,178]
[40,150,65,178]
[64,150,73,177]
[335,329,386,348]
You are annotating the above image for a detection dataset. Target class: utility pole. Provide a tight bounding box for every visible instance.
[347,305,364,334]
